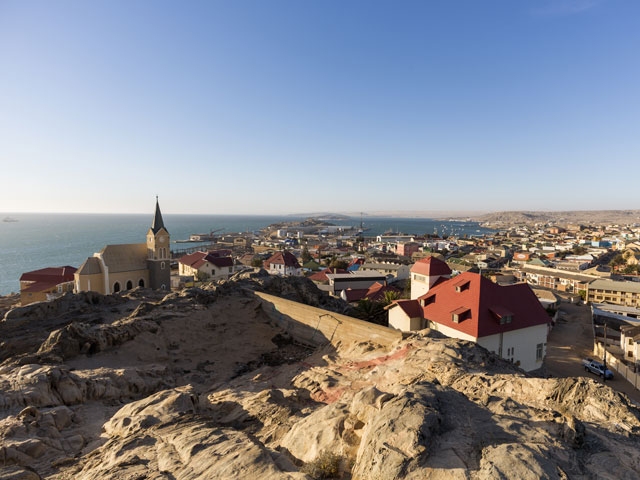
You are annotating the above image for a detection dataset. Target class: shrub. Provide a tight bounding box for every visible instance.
[302,450,342,479]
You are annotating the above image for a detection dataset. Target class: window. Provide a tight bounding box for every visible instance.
[113,282,121,293]
[161,262,165,269]
[536,343,544,361]
[138,279,145,287]
[126,280,133,290]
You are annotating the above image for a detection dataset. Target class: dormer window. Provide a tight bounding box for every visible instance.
[454,279,470,293]
[490,307,514,325]
[421,294,436,307]
[451,307,470,323]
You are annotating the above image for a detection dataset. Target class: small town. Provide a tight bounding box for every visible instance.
[8,201,640,402]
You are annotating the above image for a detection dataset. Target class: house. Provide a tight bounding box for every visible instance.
[620,325,640,367]
[178,251,235,280]
[19,266,77,305]
[325,271,388,296]
[264,251,301,276]
[308,268,347,284]
[388,271,550,371]
[75,198,170,294]
[340,282,401,304]
[410,256,452,299]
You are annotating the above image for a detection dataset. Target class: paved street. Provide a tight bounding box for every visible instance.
[544,302,640,404]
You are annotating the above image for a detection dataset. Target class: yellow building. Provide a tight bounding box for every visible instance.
[75,198,171,294]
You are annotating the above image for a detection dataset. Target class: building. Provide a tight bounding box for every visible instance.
[325,271,388,296]
[308,267,347,284]
[360,262,411,281]
[19,266,77,305]
[514,265,596,294]
[178,251,234,280]
[264,251,301,276]
[396,242,420,257]
[75,199,171,294]
[388,271,550,371]
[620,325,640,367]
[587,279,640,307]
[410,256,452,299]
[340,282,401,304]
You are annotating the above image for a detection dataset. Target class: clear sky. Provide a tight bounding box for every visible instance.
[0,0,638,215]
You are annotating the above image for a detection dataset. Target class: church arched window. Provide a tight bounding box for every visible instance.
[126,280,133,290]
[113,282,121,293]
[138,279,145,287]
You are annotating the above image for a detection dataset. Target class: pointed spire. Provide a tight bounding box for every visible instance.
[151,196,167,234]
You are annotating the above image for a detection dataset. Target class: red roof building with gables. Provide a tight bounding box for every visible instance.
[389,268,550,371]
[178,251,234,280]
[264,251,302,277]
[20,266,77,305]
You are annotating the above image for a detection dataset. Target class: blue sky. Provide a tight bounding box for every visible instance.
[0,0,638,215]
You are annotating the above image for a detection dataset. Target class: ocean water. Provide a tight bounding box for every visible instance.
[0,213,494,295]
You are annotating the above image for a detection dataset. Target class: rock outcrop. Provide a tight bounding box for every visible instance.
[1,276,640,479]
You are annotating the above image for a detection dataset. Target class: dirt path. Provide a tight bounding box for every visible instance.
[544,302,640,404]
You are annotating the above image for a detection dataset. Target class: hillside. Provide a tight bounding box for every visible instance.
[469,210,640,226]
[1,273,640,479]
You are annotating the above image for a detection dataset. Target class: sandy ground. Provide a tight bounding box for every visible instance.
[544,302,640,404]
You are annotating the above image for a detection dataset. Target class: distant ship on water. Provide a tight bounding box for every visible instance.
[3,216,18,223]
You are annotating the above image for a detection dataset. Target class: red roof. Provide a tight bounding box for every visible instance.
[20,266,77,293]
[410,256,452,277]
[392,299,423,318]
[343,282,401,303]
[20,266,76,284]
[416,272,549,338]
[308,267,347,283]
[179,251,233,269]
[266,251,300,268]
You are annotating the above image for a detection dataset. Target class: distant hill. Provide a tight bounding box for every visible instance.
[467,210,640,226]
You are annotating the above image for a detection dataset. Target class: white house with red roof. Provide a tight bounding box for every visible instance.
[264,251,301,276]
[390,263,550,371]
[410,256,452,299]
[178,251,234,280]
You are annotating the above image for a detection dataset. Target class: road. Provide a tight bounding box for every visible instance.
[544,302,640,404]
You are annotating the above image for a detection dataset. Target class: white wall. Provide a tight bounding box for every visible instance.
[427,321,477,342]
[388,307,422,331]
[477,324,548,372]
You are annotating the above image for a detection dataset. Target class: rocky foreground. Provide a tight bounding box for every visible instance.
[1,273,640,479]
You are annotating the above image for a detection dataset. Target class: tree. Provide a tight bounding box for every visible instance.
[381,290,400,306]
[354,299,386,325]
[572,246,587,255]
[251,256,263,267]
[609,254,625,270]
[623,264,638,275]
[196,271,210,282]
[301,247,312,264]
[329,259,349,270]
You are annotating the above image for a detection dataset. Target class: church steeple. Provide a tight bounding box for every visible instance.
[146,196,170,290]
[151,196,167,234]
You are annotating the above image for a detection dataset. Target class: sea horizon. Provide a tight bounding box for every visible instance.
[0,213,495,295]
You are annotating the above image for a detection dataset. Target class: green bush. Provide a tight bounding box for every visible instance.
[302,450,342,479]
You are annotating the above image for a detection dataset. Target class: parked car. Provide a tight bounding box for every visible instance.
[582,358,614,379]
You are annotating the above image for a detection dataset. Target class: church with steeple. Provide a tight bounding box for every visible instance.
[75,198,171,294]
